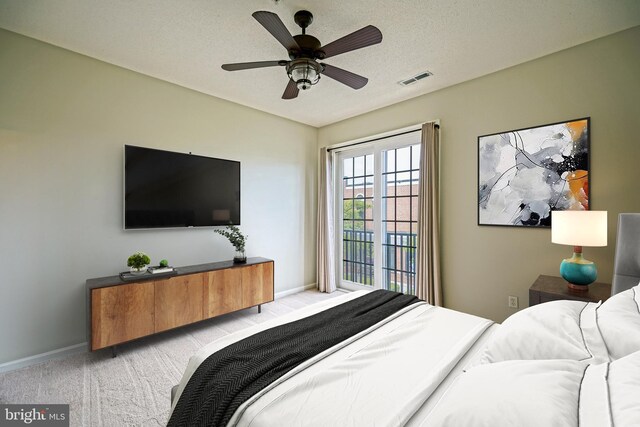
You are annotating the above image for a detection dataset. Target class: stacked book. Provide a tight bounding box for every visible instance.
[148,266,176,274]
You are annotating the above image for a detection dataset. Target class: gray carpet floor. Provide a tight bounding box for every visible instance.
[0,290,341,426]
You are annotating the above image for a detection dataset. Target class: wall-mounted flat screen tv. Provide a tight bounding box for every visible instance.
[124,145,240,229]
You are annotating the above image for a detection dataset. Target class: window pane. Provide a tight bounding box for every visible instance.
[354,156,365,177]
[411,196,419,221]
[357,200,367,219]
[383,220,396,235]
[342,200,353,220]
[343,178,353,198]
[396,171,410,186]
[385,198,395,221]
[411,145,421,170]
[396,221,411,234]
[385,150,395,173]
[364,197,374,217]
[384,172,396,197]
[365,178,374,197]
[397,202,412,222]
[343,158,354,178]
[365,219,374,232]
[396,146,411,171]
[366,154,374,175]
[411,171,420,195]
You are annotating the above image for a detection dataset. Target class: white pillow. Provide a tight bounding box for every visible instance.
[477,299,608,364]
[424,359,585,427]
[424,352,640,427]
[597,285,640,360]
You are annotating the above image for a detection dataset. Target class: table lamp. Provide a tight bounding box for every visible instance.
[551,211,607,291]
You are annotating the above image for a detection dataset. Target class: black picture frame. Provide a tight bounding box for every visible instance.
[476,117,591,229]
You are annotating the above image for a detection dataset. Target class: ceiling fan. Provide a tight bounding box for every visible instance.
[221,10,382,99]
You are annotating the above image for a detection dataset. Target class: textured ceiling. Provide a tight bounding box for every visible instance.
[1,0,639,127]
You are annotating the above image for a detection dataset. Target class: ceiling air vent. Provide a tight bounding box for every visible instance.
[398,71,433,86]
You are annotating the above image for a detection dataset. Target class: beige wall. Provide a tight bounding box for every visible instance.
[319,26,640,322]
[0,29,318,364]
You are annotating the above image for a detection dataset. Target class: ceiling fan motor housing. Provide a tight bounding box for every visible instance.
[290,10,326,60]
[290,34,323,60]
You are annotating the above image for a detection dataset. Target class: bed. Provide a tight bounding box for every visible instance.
[168,214,640,427]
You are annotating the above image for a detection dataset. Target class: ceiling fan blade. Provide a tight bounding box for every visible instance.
[282,79,299,100]
[319,25,382,59]
[321,63,368,89]
[221,60,286,71]
[252,11,300,51]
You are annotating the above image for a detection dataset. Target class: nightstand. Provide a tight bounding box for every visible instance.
[529,275,612,307]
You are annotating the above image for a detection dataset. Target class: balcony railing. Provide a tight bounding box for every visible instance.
[343,230,417,295]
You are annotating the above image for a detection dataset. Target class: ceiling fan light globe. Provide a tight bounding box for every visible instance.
[290,66,307,82]
[287,59,321,91]
[297,79,312,90]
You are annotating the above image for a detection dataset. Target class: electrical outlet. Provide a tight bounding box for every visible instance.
[508,296,519,309]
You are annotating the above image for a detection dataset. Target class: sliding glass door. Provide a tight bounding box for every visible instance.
[335,131,421,294]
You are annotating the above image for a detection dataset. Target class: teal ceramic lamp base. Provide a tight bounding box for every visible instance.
[559,246,597,291]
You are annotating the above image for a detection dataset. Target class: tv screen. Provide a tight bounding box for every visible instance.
[124,145,240,229]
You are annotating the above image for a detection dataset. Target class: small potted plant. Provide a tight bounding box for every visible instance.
[214,225,247,263]
[128,251,151,275]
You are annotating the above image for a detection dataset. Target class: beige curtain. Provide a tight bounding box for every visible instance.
[416,123,443,305]
[317,147,337,293]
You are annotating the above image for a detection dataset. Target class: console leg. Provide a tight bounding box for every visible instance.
[258,304,261,314]
[112,345,118,358]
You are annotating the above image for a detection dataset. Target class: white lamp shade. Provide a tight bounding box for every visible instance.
[552,210,607,247]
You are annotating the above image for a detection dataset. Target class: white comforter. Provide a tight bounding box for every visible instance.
[171,291,494,426]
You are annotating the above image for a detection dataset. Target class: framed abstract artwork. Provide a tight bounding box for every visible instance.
[478,117,590,227]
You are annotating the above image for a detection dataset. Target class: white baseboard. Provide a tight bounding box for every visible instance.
[0,342,88,374]
[275,283,318,299]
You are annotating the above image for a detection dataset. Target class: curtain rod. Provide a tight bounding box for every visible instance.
[326,124,439,152]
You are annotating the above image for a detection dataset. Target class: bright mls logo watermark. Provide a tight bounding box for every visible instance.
[0,405,69,426]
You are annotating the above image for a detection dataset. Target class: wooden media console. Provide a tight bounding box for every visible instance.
[86,258,274,352]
